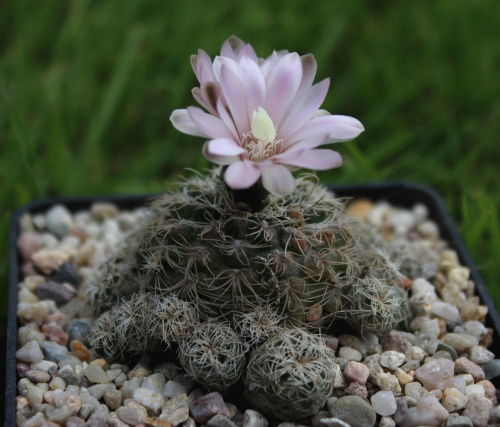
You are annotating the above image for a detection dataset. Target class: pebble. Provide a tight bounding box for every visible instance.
[35,281,77,306]
[243,409,268,427]
[380,351,406,370]
[103,389,122,411]
[31,249,70,274]
[469,345,494,365]
[343,382,368,400]
[45,205,74,238]
[371,391,397,416]
[328,396,376,427]
[47,404,72,424]
[88,383,116,400]
[84,363,110,384]
[190,392,228,424]
[207,414,238,427]
[404,395,449,426]
[337,347,362,362]
[16,341,44,363]
[430,301,460,322]
[17,232,39,262]
[133,387,165,414]
[381,332,410,354]
[42,324,69,345]
[442,334,478,353]
[70,340,90,362]
[26,369,51,383]
[67,320,91,346]
[318,418,350,427]
[159,393,189,425]
[26,385,44,405]
[405,382,424,400]
[116,402,148,425]
[50,262,81,287]
[343,361,370,385]
[465,384,485,400]
[462,395,492,427]
[445,413,473,426]
[19,412,46,427]
[376,372,401,393]
[455,357,485,382]
[40,341,68,363]
[441,387,467,412]
[154,362,179,381]
[393,397,409,426]
[142,372,166,393]
[164,380,187,398]
[415,358,455,390]
[66,416,86,427]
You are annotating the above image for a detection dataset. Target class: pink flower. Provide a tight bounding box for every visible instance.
[170,36,364,196]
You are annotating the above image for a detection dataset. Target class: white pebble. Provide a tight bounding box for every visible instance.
[380,351,406,370]
[337,347,362,362]
[371,391,397,416]
[430,302,460,323]
[164,380,186,398]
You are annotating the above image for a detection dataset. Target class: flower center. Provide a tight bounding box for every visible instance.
[242,107,283,162]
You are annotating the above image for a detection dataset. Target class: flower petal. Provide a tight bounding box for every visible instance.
[202,141,240,165]
[219,64,250,135]
[261,164,295,196]
[279,78,330,139]
[207,138,247,156]
[220,35,246,60]
[187,106,235,139]
[216,98,239,140]
[298,53,318,93]
[225,160,261,189]
[289,115,365,144]
[191,49,215,84]
[170,109,209,137]
[238,56,266,120]
[276,149,342,170]
[264,52,303,125]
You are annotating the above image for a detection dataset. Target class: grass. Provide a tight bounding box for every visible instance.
[1,0,500,318]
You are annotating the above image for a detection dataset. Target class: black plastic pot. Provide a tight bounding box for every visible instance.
[5,182,500,426]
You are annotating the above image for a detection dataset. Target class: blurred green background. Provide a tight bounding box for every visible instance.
[1,0,500,325]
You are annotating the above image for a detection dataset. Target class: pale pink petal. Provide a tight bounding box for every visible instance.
[224,160,261,189]
[289,115,365,144]
[238,57,266,121]
[264,52,303,124]
[213,56,239,81]
[260,51,280,80]
[283,134,329,151]
[276,149,342,170]
[279,78,330,139]
[216,98,239,140]
[187,106,235,139]
[236,44,259,63]
[207,138,246,156]
[219,64,250,135]
[202,141,240,165]
[220,35,246,60]
[298,53,318,93]
[170,109,209,137]
[190,50,215,84]
[192,87,218,116]
[261,164,295,196]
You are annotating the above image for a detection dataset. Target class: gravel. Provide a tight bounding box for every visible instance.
[13,199,500,426]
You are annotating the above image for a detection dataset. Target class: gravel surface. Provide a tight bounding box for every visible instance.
[13,199,500,426]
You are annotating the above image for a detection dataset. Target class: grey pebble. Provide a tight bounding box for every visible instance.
[164,380,187,398]
[40,341,68,363]
[243,409,268,427]
[26,369,51,383]
[116,402,148,425]
[16,341,44,363]
[445,413,473,427]
[190,392,228,424]
[103,389,122,411]
[35,281,76,305]
[154,362,179,380]
[67,320,91,346]
[328,396,376,427]
[482,359,500,381]
[66,416,86,427]
[50,262,81,287]
[207,414,238,427]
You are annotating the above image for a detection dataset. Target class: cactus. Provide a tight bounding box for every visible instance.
[178,321,246,391]
[85,35,410,422]
[244,328,337,420]
[88,173,408,358]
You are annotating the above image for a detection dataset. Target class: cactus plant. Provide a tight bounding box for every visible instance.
[86,35,410,421]
[245,328,337,420]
